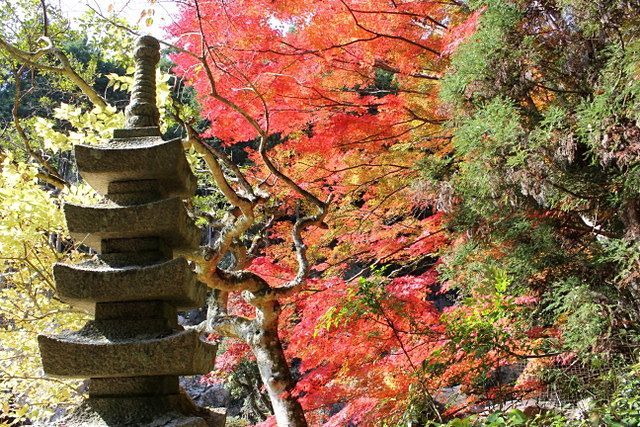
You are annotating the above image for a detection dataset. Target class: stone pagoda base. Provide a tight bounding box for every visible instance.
[59,394,225,427]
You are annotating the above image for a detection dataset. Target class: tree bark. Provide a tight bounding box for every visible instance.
[250,326,307,427]
[202,294,308,426]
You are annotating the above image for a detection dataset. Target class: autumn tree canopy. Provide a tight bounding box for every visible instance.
[166,1,468,425]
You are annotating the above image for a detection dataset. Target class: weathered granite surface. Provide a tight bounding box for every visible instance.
[64,197,201,253]
[38,328,213,378]
[74,137,196,198]
[125,35,161,128]
[37,34,223,426]
[40,394,212,426]
[99,237,173,266]
[89,376,180,397]
[54,258,206,311]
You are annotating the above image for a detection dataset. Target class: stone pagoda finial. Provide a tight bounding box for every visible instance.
[125,35,161,129]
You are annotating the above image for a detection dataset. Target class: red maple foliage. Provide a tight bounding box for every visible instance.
[166,1,515,425]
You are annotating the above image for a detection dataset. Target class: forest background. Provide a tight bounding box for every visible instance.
[1,0,640,426]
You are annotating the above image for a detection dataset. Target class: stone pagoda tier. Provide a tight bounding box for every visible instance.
[38,35,222,426]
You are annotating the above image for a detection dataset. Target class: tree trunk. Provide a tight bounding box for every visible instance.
[250,323,307,427]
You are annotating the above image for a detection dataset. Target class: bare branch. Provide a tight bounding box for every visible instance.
[172,106,258,200]
[198,267,269,294]
[344,6,448,30]
[40,0,49,37]
[276,195,333,296]
[182,129,257,267]
[258,136,327,210]
[0,36,108,109]
[338,0,441,56]
[188,314,253,341]
[47,41,108,109]
[12,67,68,189]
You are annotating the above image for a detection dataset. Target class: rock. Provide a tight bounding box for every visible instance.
[64,197,201,254]
[75,137,196,199]
[54,258,206,311]
[37,35,223,427]
[182,376,231,409]
[39,327,214,378]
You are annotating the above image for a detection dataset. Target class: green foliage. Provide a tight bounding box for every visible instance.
[315,269,388,335]
[1,0,639,424]
[33,103,123,152]
[576,39,640,168]
[74,10,136,70]
[448,97,524,219]
[224,360,272,423]
[427,364,640,426]
[540,277,609,356]
[185,146,233,228]
[600,366,640,426]
[436,265,545,376]
[431,0,640,383]
[599,237,640,287]
[440,1,523,107]
[430,409,571,427]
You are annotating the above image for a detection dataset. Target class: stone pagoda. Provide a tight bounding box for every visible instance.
[38,35,221,426]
